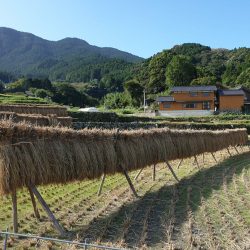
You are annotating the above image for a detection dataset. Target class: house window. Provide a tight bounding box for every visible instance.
[163,103,171,108]
[183,103,196,108]
[203,101,210,110]
[203,92,210,97]
[189,92,198,96]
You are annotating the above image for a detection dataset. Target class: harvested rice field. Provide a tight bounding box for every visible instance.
[0,147,250,249]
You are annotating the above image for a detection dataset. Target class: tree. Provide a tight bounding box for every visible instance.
[147,50,173,93]
[124,79,143,106]
[190,76,217,86]
[165,55,197,87]
[103,92,132,109]
[236,68,250,87]
[52,83,85,106]
[34,89,52,99]
[0,82,5,93]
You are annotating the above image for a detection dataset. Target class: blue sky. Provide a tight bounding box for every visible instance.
[0,0,250,58]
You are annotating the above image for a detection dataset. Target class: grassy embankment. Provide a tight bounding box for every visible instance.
[0,94,48,104]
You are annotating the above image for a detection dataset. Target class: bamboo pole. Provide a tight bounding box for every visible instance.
[152,164,156,181]
[177,159,183,169]
[28,187,40,219]
[119,165,139,198]
[234,146,240,155]
[134,167,144,181]
[29,185,66,236]
[211,152,217,163]
[97,173,106,196]
[227,147,232,156]
[166,161,179,182]
[194,155,200,169]
[11,190,18,233]
[3,228,8,250]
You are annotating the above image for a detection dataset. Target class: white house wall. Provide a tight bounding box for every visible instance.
[157,110,213,117]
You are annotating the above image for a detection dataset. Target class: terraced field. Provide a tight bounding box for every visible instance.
[0,147,250,249]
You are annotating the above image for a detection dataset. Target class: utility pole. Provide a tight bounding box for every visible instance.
[143,88,146,113]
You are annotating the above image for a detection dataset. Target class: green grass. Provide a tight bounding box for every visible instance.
[0,94,48,104]
[0,147,250,249]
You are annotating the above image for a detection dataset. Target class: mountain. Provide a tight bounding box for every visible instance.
[0,27,143,79]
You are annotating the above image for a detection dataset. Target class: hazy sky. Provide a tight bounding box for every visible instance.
[0,0,250,58]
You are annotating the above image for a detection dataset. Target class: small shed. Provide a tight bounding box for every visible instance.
[218,90,245,112]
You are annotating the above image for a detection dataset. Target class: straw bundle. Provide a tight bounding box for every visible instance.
[0,112,72,127]
[0,121,247,195]
[0,104,68,117]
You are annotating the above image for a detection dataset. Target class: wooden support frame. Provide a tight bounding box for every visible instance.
[28,187,40,219]
[29,185,66,236]
[194,155,200,169]
[97,173,106,196]
[177,159,183,169]
[152,164,156,181]
[134,167,144,181]
[11,190,18,233]
[3,228,8,250]
[166,161,179,182]
[234,146,240,155]
[119,165,139,198]
[227,147,232,156]
[211,152,217,163]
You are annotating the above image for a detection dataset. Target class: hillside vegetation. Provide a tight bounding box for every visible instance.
[0,27,142,83]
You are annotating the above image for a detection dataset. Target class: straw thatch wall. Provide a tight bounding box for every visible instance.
[0,121,247,195]
[0,104,68,117]
[0,112,72,127]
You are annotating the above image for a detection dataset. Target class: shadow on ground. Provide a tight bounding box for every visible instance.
[72,152,250,249]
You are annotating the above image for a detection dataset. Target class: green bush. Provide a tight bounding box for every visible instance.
[103,92,132,109]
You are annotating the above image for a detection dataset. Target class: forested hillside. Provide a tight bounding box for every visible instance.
[0,27,142,82]
[135,43,250,94]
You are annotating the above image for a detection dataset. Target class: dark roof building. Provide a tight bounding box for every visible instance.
[171,86,217,93]
[218,89,245,96]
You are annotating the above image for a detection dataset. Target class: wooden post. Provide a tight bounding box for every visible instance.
[3,228,8,250]
[134,167,144,180]
[29,185,66,236]
[11,190,18,233]
[202,153,205,163]
[177,159,183,169]
[211,152,217,163]
[97,173,106,196]
[234,146,240,155]
[152,164,156,181]
[119,165,139,198]
[166,161,179,182]
[227,148,232,156]
[194,155,200,169]
[28,187,40,219]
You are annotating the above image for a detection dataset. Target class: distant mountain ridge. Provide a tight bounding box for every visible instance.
[0,27,143,77]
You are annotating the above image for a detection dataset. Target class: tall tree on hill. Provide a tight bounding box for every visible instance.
[147,50,173,93]
[124,79,143,106]
[166,55,197,86]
